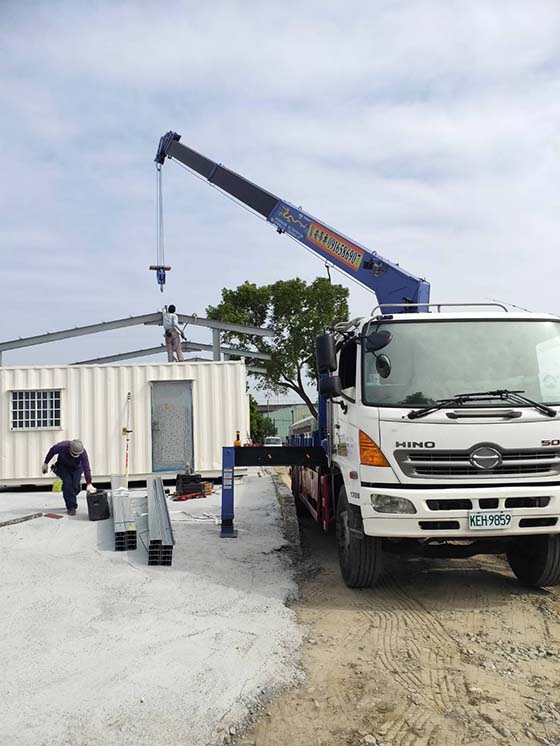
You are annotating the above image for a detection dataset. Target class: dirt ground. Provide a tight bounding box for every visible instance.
[238,513,560,746]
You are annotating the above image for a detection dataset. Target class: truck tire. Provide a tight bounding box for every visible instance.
[291,468,307,518]
[336,486,383,588]
[292,468,311,518]
[506,534,560,587]
[291,467,299,499]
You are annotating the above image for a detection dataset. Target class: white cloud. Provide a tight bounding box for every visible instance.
[1,0,560,371]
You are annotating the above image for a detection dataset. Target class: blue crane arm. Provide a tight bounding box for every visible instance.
[155,131,430,312]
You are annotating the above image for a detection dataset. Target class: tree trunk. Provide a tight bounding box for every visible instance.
[296,365,318,420]
[276,376,318,420]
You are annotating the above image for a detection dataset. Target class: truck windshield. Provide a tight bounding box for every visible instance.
[362,320,560,407]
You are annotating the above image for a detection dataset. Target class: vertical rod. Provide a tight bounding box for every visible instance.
[124,392,132,485]
[220,447,237,538]
[317,374,328,446]
[212,328,221,361]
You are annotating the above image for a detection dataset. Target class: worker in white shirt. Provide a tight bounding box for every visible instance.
[162,304,185,362]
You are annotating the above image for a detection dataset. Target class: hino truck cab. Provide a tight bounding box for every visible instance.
[317,307,560,588]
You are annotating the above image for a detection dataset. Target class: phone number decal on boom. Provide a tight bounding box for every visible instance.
[306,221,364,271]
[268,202,365,272]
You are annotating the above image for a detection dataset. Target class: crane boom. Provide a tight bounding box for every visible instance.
[155,131,430,312]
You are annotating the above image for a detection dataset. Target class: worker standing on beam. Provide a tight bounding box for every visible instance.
[42,439,95,515]
[162,304,185,362]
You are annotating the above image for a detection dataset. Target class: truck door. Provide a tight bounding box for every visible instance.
[334,339,359,478]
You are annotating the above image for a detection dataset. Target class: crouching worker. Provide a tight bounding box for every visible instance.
[42,439,95,515]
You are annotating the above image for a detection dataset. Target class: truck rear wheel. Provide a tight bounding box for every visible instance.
[506,534,560,587]
[291,467,306,518]
[337,487,383,588]
[291,467,299,499]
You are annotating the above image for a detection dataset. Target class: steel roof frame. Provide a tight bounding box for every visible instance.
[0,311,273,365]
[72,341,271,366]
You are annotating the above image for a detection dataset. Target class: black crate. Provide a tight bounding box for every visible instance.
[176,473,203,492]
[87,490,110,521]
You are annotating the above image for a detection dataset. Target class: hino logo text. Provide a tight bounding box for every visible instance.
[396,441,436,448]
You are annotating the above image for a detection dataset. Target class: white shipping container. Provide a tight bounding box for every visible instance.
[0,361,250,486]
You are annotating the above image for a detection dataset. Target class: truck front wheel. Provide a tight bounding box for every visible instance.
[336,487,383,588]
[506,534,560,587]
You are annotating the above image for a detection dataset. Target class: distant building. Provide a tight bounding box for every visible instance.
[257,402,314,441]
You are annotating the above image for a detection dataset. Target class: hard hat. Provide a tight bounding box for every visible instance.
[70,439,84,457]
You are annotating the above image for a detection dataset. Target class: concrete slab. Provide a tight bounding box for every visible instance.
[0,472,303,746]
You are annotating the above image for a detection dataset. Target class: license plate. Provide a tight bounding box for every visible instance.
[469,511,512,530]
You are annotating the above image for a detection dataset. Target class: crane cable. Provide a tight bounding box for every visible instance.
[169,156,382,300]
[156,165,165,267]
[151,164,168,292]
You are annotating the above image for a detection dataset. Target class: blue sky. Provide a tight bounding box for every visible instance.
[1,0,560,391]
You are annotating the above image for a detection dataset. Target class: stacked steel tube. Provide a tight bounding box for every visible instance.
[111,487,137,551]
[147,477,175,566]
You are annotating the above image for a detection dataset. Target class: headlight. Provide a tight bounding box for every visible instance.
[371,494,417,514]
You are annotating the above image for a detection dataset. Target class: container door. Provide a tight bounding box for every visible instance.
[151,381,194,472]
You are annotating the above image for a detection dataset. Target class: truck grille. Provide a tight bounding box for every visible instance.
[426,496,550,511]
[395,447,560,480]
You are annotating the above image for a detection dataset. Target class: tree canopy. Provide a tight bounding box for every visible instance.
[249,394,277,443]
[207,277,349,418]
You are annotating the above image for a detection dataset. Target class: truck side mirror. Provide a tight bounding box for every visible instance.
[365,330,392,352]
[320,375,342,399]
[376,354,391,378]
[315,333,337,373]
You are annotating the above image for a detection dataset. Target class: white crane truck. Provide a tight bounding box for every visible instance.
[156,131,560,589]
[314,307,560,588]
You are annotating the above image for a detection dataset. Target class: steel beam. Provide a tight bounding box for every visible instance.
[147,477,175,565]
[0,313,161,352]
[210,343,270,360]
[111,488,137,551]
[72,342,271,365]
[0,311,273,354]
[233,446,327,467]
[152,313,273,337]
[212,328,221,361]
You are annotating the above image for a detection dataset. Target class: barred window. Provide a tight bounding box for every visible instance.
[11,390,61,430]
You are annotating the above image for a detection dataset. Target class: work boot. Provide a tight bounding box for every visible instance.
[67,508,77,516]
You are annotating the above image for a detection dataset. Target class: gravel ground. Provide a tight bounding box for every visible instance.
[0,472,303,746]
[238,503,560,746]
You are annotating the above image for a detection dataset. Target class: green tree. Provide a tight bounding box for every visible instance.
[249,394,277,443]
[207,278,349,419]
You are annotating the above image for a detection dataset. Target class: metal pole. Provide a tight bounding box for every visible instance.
[123,392,132,486]
[212,328,221,361]
[220,447,237,538]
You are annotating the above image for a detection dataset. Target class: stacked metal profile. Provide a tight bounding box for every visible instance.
[111,487,137,551]
[147,477,175,566]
